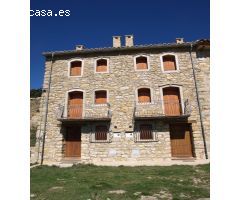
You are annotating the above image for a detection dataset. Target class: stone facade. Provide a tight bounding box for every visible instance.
[36,38,210,165]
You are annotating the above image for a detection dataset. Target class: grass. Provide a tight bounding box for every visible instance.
[30,164,209,200]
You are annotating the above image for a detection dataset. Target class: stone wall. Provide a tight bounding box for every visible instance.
[37,48,209,165]
[195,51,210,157]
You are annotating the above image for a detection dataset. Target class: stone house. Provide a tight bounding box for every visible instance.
[35,35,210,166]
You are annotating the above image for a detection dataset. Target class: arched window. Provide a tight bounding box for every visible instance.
[136,56,148,70]
[162,55,177,71]
[138,88,151,103]
[95,90,107,104]
[96,59,108,73]
[70,61,82,76]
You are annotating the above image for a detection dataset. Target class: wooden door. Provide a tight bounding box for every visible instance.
[163,87,182,116]
[68,91,83,118]
[170,124,193,157]
[65,127,81,157]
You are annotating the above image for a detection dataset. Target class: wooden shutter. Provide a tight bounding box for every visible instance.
[68,92,83,118]
[140,124,153,140]
[138,88,151,103]
[95,125,108,140]
[163,55,176,71]
[136,57,148,70]
[163,87,182,116]
[95,91,107,104]
[96,59,107,72]
[170,124,193,157]
[70,61,82,76]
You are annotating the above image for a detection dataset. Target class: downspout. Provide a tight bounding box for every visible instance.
[189,43,208,159]
[40,53,54,165]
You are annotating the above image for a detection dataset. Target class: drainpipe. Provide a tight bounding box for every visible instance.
[40,53,54,165]
[189,43,208,159]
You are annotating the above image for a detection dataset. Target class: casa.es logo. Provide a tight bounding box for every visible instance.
[30,9,70,17]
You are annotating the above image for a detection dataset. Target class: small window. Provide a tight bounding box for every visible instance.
[95,125,108,140]
[70,61,82,76]
[96,59,108,72]
[136,56,148,70]
[162,55,177,71]
[138,88,151,103]
[95,90,107,104]
[140,124,153,140]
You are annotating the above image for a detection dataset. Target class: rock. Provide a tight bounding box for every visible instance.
[134,192,142,196]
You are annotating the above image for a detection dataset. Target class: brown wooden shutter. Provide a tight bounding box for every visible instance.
[95,90,107,104]
[140,124,153,140]
[136,57,148,70]
[163,55,176,71]
[96,59,107,72]
[70,61,82,76]
[95,125,108,140]
[163,87,182,116]
[68,91,83,118]
[138,88,151,103]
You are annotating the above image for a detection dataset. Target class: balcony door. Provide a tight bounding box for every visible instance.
[68,91,83,118]
[163,87,182,116]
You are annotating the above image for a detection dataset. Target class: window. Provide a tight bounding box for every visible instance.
[95,125,108,141]
[138,88,151,103]
[96,59,108,73]
[135,56,148,70]
[162,55,177,71]
[95,90,107,104]
[70,61,82,76]
[140,124,153,140]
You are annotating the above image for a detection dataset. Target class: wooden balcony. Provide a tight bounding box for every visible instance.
[57,103,112,122]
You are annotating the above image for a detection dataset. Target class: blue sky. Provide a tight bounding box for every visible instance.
[30,0,209,89]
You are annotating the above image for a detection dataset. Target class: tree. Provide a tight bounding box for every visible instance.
[30,88,42,98]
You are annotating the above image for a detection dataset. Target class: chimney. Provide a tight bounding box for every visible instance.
[113,36,121,48]
[176,38,184,44]
[125,35,134,47]
[76,45,84,50]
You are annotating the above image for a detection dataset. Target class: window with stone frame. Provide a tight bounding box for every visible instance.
[136,56,148,70]
[162,55,177,71]
[70,61,82,76]
[138,88,151,103]
[140,124,153,140]
[95,125,108,141]
[95,90,107,104]
[96,59,108,72]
